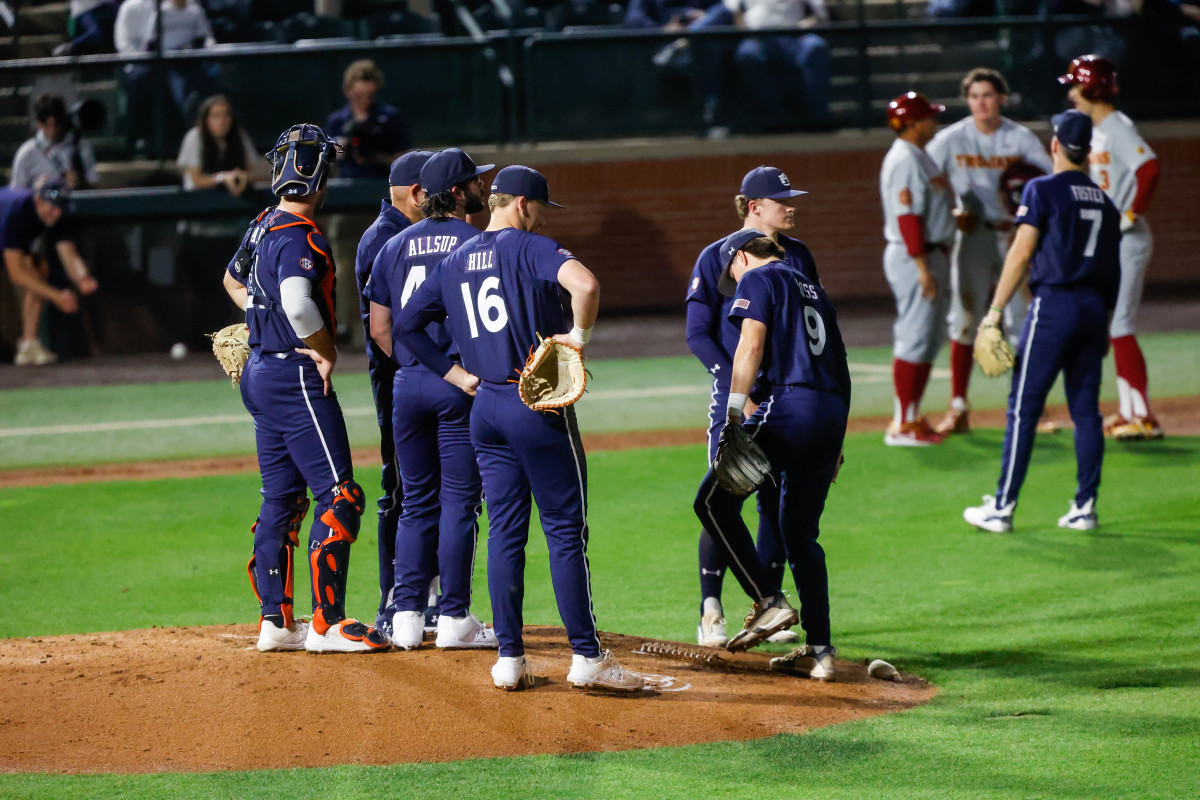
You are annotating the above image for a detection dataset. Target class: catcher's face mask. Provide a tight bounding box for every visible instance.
[267,123,340,197]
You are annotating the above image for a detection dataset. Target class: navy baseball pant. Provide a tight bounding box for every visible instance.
[471,382,601,659]
[391,365,482,619]
[368,357,402,627]
[996,288,1108,509]
[695,387,848,646]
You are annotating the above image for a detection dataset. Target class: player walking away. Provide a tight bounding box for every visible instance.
[964,110,1120,533]
[0,177,97,365]
[686,165,809,648]
[1060,55,1164,441]
[366,147,498,652]
[396,166,644,693]
[223,123,389,654]
[354,149,432,640]
[693,228,851,678]
[880,92,957,446]
[926,69,1053,435]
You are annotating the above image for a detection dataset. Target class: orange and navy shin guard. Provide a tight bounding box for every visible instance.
[308,480,365,634]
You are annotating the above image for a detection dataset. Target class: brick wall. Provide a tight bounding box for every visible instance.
[532,135,1200,312]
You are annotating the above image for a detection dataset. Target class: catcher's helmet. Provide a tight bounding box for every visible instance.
[267,123,340,197]
[1058,55,1118,102]
[998,160,1047,216]
[887,92,945,131]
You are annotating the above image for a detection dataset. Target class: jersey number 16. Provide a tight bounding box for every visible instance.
[460,277,509,337]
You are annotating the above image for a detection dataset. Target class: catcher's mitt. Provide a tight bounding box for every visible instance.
[517,336,587,412]
[974,320,1015,378]
[208,323,250,384]
[712,423,771,497]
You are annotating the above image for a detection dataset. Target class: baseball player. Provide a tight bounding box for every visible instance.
[964,110,1121,533]
[222,123,388,653]
[354,149,432,639]
[879,92,957,445]
[0,177,97,365]
[366,147,498,651]
[693,227,851,678]
[926,69,1053,435]
[685,165,808,647]
[1060,55,1163,441]
[395,165,643,693]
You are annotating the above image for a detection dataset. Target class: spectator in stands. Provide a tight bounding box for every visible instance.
[54,1,120,56]
[0,178,98,366]
[173,94,266,350]
[325,59,411,180]
[115,0,155,54]
[11,95,99,191]
[625,0,723,28]
[1052,0,1130,61]
[727,0,832,127]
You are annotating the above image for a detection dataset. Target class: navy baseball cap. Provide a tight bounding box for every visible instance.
[35,177,71,209]
[389,150,433,186]
[718,228,770,297]
[1051,109,1092,152]
[420,148,494,194]
[490,165,564,208]
[740,166,807,200]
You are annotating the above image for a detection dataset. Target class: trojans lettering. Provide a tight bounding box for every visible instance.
[954,154,1023,169]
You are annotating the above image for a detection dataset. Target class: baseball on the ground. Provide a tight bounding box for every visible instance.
[868,659,899,680]
[170,342,188,361]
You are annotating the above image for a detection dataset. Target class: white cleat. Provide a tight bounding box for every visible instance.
[726,595,799,652]
[1058,498,1098,530]
[765,629,801,644]
[492,655,535,691]
[770,644,838,682]
[256,618,309,652]
[963,495,1015,533]
[391,610,425,650]
[304,618,390,654]
[697,612,728,647]
[567,650,645,692]
[435,613,499,649]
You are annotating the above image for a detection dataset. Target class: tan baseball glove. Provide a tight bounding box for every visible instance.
[517,336,587,412]
[974,320,1015,378]
[208,323,250,384]
[713,423,772,497]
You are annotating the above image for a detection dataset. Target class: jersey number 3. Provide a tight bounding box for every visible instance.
[460,277,509,337]
[804,306,827,356]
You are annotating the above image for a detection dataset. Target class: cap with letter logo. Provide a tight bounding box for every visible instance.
[420,148,494,194]
[717,228,770,297]
[490,165,564,208]
[1051,109,1092,153]
[740,166,807,200]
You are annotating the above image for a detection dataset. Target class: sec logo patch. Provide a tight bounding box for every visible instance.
[300,257,314,271]
[733,298,750,310]
[1016,205,1028,217]
[691,276,700,291]
[557,248,574,257]
[898,188,912,206]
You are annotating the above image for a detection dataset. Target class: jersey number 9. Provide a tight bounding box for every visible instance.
[804,306,827,356]
[460,277,509,337]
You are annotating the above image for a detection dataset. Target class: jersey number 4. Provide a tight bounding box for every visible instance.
[460,277,509,337]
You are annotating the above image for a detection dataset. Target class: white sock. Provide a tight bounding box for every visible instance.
[702,596,723,616]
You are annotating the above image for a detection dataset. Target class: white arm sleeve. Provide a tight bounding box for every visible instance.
[280,276,326,340]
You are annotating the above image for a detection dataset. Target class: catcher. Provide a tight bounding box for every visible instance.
[964,110,1121,534]
[692,227,851,681]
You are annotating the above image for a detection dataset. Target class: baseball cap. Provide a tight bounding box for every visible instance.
[389,150,433,186]
[739,166,807,200]
[420,148,494,194]
[490,165,564,208]
[35,177,71,209]
[1051,109,1092,152]
[717,228,770,297]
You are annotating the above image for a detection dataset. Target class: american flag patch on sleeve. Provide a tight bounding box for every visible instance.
[733,299,750,310]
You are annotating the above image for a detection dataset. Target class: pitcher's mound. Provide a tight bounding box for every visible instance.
[0,624,934,774]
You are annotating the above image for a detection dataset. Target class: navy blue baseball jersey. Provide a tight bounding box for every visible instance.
[686,233,821,383]
[226,208,335,352]
[1016,171,1121,304]
[355,200,413,360]
[729,260,851,400]
[396,228,573,382]
[364,216,477,367]
[0,186,64,252]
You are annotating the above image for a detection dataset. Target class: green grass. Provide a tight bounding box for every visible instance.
[1,332,1197,469]
[2,432,1199,798]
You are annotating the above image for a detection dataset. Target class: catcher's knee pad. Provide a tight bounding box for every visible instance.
[319,480,365,544]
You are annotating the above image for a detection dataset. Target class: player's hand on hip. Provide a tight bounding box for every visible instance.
[54,288,79,314]
[918,268,938,300]
[75,274,99,295]
[445,364,480,397]
[295,347,335,395]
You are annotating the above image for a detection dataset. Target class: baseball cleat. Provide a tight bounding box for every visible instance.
[567,651,645,692]
[492,655,535,691]
[1058,498,1098,530]
[697,612,728,647]
[963,495,1015,533]
[1102,413,1129,438]
[435,613,499,649]
[884,419,944,446]
[1111,415,1164,442]
[770,644,838,681]
[934,407,970,436]
[13,338,57,366]
[765,629,801,644]
[423,602,440,634]
[305,618,390,654]
[256,617,309,652]
[1036,419,1062,434]
[391,610,425,650]
[726,595,799,652]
